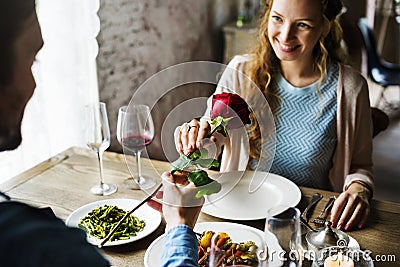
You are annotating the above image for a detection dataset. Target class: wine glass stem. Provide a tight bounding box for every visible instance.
[135,150,142,183]
[97,150,105,188]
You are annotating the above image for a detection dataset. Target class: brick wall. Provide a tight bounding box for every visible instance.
[97,0,238,159]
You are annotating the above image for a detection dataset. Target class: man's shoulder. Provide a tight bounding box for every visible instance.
[0,201,110,266]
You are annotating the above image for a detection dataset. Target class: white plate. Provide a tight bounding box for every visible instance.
[65,198,162,246]
[202,171,301,220]
[144,221,265,267]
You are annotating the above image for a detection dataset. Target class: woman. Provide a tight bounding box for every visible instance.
[176,0,373,231]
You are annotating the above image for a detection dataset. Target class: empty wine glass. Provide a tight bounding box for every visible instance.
[208,227,268,267]
[117,104,156,190]
[85,102,117,196]
[265,206,303,267]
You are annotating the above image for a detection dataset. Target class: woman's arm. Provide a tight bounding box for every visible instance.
[330,65,374,231]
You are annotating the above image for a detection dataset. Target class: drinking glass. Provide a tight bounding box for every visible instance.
[208,227,268,267]
[116,105,136,189]
[117,105,156,190]
[85,102,117,195]
[265,206,303,267]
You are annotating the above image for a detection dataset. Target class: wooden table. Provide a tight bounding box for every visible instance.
[1,147,399,267]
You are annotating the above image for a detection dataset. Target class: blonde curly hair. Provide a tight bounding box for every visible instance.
[245,0,347,161]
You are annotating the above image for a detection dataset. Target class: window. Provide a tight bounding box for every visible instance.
[0,0,100,183]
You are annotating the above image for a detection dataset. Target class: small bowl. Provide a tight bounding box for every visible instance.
[313,246,374,267]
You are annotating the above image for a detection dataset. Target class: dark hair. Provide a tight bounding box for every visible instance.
[322,0,343,21]
[0,0,36,85]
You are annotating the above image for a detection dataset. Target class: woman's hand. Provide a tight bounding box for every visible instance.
[330,182,371,231]
[174,119,213,156]
[147,171,204,230]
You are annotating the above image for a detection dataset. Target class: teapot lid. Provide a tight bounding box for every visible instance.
[306,221,349,249]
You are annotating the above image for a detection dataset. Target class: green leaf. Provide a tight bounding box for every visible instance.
[198,148,208,158]
[187,170,222,198]
[170,154,194,171]
[195,181,222,198]
[210,116,224,127]
[209,116,232,137]
[193,158,220,169]
[193,148,215,168]
[188,170,210,186]
[188,148,202,160]
[170,148,219,171]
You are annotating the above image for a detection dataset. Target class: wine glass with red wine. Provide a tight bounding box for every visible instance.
[117,104,156,189]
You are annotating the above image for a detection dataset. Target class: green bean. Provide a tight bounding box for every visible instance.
[78,204,146,241]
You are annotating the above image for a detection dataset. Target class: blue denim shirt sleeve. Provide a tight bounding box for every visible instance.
[161,224,198,267]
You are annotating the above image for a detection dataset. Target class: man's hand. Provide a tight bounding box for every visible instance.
[147,171,204,230]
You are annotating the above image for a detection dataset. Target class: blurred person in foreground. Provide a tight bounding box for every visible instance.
[0,0,109,266]
[0,1,202,266]
[176,0,374,231]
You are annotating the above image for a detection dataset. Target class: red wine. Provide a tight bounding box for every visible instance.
[122,134,152,151]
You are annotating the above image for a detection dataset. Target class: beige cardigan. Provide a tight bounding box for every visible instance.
[206,55,374,193]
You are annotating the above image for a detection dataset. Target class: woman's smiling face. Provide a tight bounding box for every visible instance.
[267,0,327,64]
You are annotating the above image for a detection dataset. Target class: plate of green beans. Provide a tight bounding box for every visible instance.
[66,199,162,246]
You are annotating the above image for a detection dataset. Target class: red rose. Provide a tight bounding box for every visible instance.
[211,93,251,129]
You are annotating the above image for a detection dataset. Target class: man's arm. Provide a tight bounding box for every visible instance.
[0,200,110,267]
